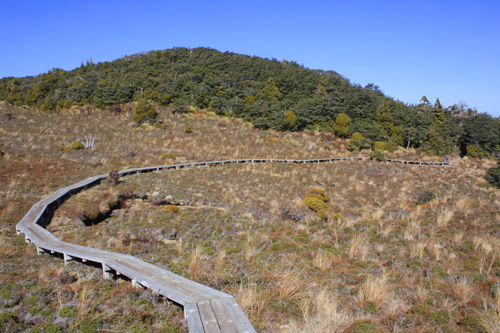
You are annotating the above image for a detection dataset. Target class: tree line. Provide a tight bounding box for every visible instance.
[0,47,498,157]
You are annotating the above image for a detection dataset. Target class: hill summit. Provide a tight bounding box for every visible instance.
[0,47,498,156]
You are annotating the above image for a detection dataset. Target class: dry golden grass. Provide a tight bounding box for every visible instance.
[452,276,475,305]
[436,208,454,228]
[283,290,352,332]
[357,274,390,308]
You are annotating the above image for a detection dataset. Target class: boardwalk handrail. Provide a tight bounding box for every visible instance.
[16,156,458,332]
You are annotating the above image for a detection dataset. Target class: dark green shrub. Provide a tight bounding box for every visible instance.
[416,189,439,205]
[486,164,500,188]
[370,150,386,161]
[133,98,157,124]
[348,140,362,151]
[185,126,193,133]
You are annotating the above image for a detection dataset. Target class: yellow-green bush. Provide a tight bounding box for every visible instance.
[303,197,327,213]
[305,188,330,202]
[370,150,386,161]
[267,138,283,143]
[317,209,329,220]
[384,141,396,152]
[159,152,176,160]
[352,132,364,141]
[303,188,330,216]
[373,141,385,151]
[164,205,180,213]
[70,141,84,150]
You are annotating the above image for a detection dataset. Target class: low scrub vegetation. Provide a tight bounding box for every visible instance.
[1,102,499,331]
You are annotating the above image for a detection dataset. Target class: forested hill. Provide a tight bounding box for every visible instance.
[0,47,499,156]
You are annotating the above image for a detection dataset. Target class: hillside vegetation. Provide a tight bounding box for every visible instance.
[1,102,500,332]
[1,47,499,158]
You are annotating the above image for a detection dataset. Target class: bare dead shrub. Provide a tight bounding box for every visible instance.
[106,170,120,185]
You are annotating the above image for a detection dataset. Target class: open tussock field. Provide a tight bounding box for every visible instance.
[1,101,499,332]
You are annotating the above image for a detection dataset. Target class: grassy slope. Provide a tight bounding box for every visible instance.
[1,101,499,332]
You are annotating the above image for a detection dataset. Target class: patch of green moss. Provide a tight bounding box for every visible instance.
[271,240,296,252]
[29,305,45,316]
[24,296,38,305]
[225,246,242,255]
[318,242,333,250]
[45,325,64,333]
[59,306,77,318]
[411,304,430,318]
[363,301,377,314]
[431,265,449,279]
[356,261,368,268]
[350,320,381,332]
[201,241,216,255]
[0,312,18,330]
[459,315,480,330]
[431,309,451,324]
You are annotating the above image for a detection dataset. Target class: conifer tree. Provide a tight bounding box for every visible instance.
[432,98,447,125]
[315,76,328,96]
[257,77,281,103]
[375,101,394,134]
[333,113,349,138]
[285,110,297,130]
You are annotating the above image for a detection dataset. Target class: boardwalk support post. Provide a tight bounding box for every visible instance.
[102,264,112,279]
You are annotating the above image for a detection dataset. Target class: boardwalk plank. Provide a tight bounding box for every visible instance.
[185,302,205,333]
[197,300,221,332]
[210,298,240,333]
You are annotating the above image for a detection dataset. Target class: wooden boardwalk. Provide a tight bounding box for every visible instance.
[16,156,459,332]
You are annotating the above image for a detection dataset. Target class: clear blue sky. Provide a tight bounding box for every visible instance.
[1,0,499,117]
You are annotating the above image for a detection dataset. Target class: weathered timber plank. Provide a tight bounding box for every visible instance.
[210,298,240,333]
[197,300,221,332]
[185,302,205,333]
[221,297,256,333]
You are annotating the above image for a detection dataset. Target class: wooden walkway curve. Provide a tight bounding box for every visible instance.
[16,156,459,332]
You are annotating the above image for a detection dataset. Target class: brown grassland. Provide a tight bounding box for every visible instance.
[1,101,500,332]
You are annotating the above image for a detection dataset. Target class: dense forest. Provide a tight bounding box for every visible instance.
[1,47,499,157]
